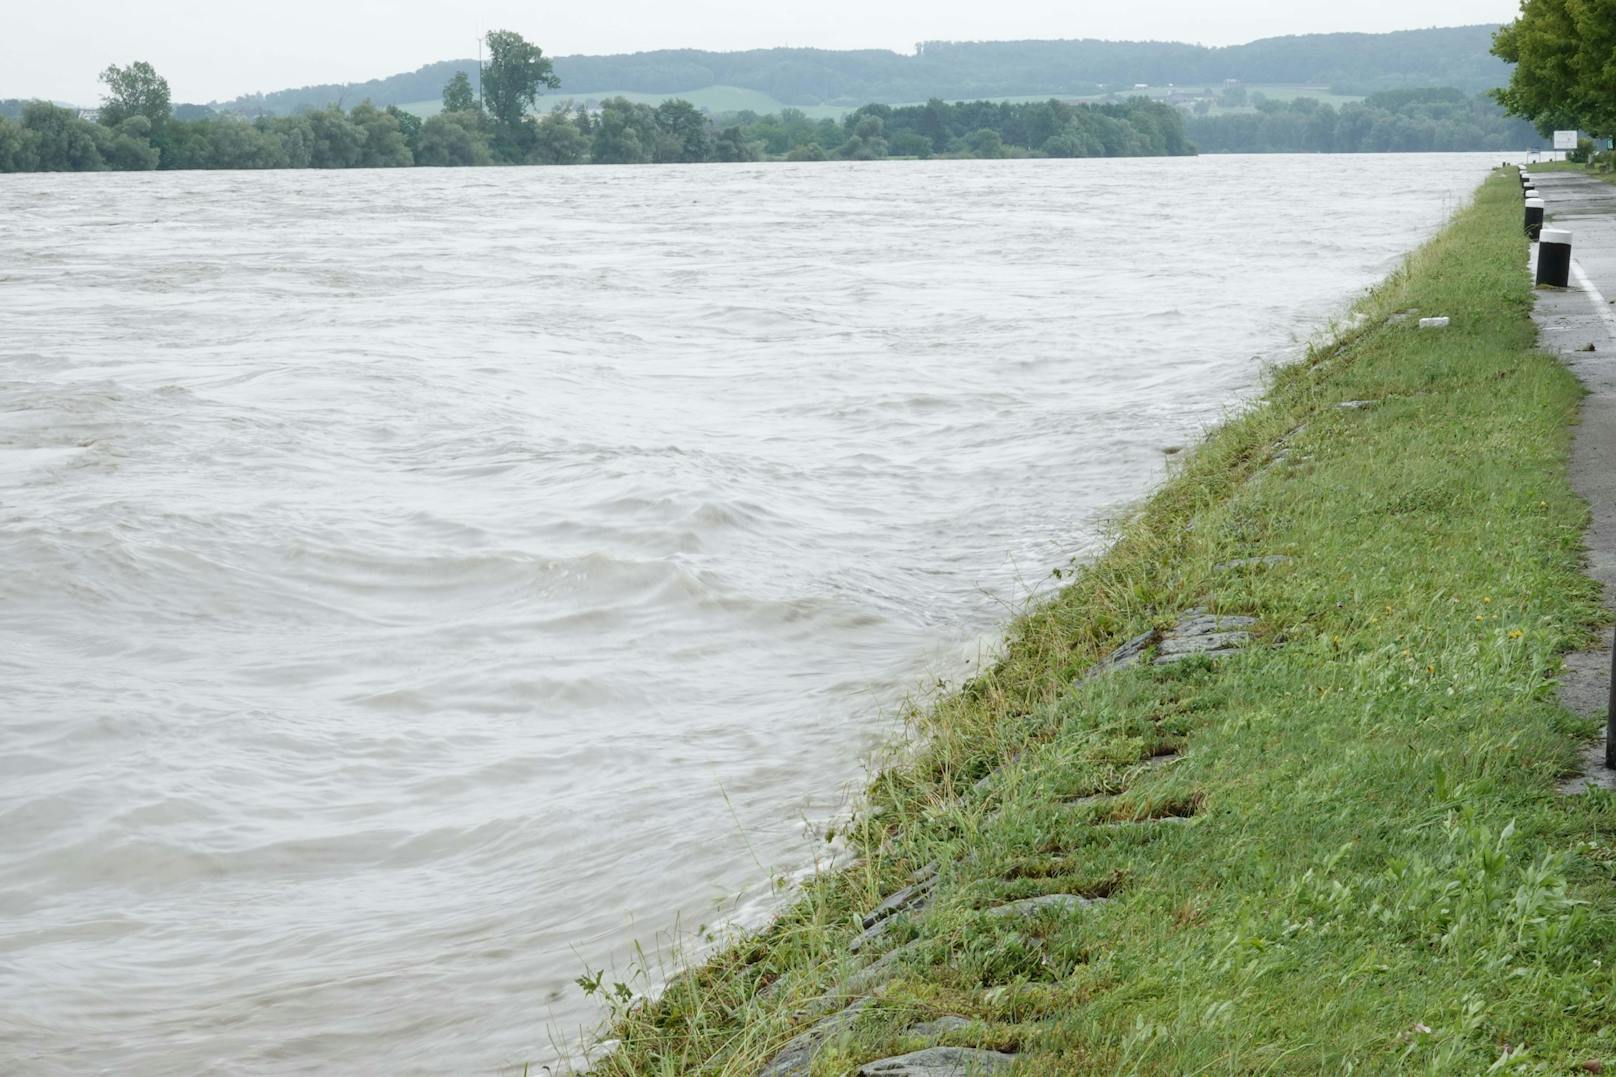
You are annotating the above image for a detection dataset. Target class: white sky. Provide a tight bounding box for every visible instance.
[5,0,1522,106]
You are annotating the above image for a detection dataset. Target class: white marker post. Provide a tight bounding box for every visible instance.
[1537,228,1572,287]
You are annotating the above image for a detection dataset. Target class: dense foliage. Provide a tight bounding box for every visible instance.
[1187,89,1545,153]
[215,26,1508,116]
[729,98,1195,159]
[0,72,1197,171]
[1492,0,1616,135]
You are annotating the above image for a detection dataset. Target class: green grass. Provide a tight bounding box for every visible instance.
[395,87,846,120]
[582,170,1616,1075]
[1078,82,1364,115]
[1532,161,1616,181]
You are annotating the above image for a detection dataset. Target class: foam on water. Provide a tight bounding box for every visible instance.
[0,154,1492,1074]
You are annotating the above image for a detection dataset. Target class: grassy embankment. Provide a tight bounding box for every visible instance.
[590,169,1616,1074]
[1534,161,1616,182]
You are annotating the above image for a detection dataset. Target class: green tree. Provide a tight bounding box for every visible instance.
[386,105,423,154]
[530,105,588,164]
[415,111,493,166]
[304,106,366,167]
[0,115,41,171]
[836,114,887,160]
[590,97,657,163]
[203,118,284,168]
[351,101,413,166]
[1042,126,1101,157]
[442,71,478,114]
[1492,0,1616,134]
[967,127,1005,158]
[96,115,160,169]
[98,61,171,130]
[22,102,104,170]
[709,125,761,161]
[889,130,933,158]
[653,99,712,162]
[268,115,316,167]
[481,30,560,131]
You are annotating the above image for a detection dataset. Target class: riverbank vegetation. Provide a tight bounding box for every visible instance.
[579,171,1616,1073]
[1185,88,1541,153]
[0,60,1193,171]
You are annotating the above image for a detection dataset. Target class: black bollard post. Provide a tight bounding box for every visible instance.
[1526,197,1545,240]
[1537,228,1572,287]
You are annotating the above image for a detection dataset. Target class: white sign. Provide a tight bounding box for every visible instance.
[1554,129,1580,150]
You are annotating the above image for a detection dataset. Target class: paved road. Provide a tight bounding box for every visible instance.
[1532,171,1616,603]
[1525,170,1616,787]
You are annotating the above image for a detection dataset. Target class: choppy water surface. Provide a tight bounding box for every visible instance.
[1,154,1493,1074]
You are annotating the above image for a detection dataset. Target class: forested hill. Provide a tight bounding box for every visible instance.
[218,25,1507,115]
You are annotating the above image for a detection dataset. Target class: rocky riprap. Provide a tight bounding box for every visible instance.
[1214,555,1291,572]
[983,893,1097,919]
[758,998,874,1077]
[1083,608,1257,679]
[757,606,1243,1076]
[849,863,938,954]
[856,1046,1017,1075]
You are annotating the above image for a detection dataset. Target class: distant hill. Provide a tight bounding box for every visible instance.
[214,25,1509,116]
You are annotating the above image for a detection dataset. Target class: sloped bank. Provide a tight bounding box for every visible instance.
[586,170,1616,1074]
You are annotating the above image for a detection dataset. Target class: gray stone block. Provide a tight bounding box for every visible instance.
[1155,630,1252,658]
[860,874,937,931]
[839,939,924,995]
[984,893,1097,919]
[1079,628,1162,681]
[1214,555,1292,571]
[759,998,872,1077]
[904,1016,973,1038]
[857,1046,1017,1075]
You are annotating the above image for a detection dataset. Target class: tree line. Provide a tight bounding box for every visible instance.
[216,25,1510,117]
[0,49,1195,172]
[736,98,1194,160]
[1185,89,1545,154]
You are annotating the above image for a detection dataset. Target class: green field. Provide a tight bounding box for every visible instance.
[582,171,1616,1074]
[396,86,846,120]
[395,82,1363,122]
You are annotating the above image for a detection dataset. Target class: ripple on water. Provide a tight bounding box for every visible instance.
[0,153,1497,1075]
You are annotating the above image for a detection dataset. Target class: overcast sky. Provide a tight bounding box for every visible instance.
[7,0,1521,106]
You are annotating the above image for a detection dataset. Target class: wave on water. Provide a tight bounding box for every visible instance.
[0,152,1498,1075]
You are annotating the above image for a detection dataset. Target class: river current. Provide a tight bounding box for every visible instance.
[1,154,1496,1074]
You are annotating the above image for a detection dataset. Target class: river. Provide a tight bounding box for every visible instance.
[0,153,1495,1074]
